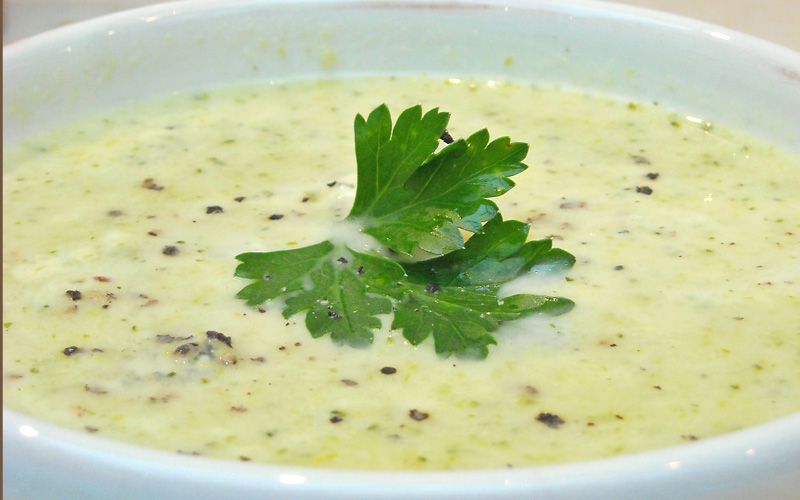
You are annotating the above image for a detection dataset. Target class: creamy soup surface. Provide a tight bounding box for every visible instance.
[3,78,800,470]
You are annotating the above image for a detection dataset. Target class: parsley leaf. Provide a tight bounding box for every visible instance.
[386,216,575,358]
[234,105,575,358]
[347,104,528,256]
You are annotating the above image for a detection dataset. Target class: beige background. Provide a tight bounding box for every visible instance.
[3,0,799,50]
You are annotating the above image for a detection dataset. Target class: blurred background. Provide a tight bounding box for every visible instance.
[3,0,799,51]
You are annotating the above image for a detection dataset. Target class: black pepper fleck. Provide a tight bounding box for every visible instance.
[206,330,232,347]
[63,346,82,356]
[174,342,199,355]
[646,172,660,180]
[330,416,343,423]
[536,412,565,429]
[327,181,337,187]
[141,178,164,190]
[337,256,349,264]
[206,206,224,214]
[636,186,653,195]
[440,130,454,144]
[380,366,397,375]
[162,245,179,256]
[268,214,284,220]
[66,290,82,301]
[614,265,624,270]
[234,196,245,202]
[409,409,429,421]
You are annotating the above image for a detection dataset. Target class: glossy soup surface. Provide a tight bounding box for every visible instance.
[3,78,800,469]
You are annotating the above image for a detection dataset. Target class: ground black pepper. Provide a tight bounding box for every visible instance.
[65,290,82,301]
[380,366,397,375]
[174,343,199,355]
[141,178,164,190]
[206,206,224,214]
[206,330,232,347]
[162,245,179,256]
[536,412,565,428]
[409,409,429,421]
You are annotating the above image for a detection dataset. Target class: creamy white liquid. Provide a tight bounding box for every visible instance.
[3,78,800,470]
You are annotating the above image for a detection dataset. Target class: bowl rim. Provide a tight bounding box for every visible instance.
[4,0,800,497]
[5,406,800,489]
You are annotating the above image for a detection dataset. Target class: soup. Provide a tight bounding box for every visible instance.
[3,77,799,470]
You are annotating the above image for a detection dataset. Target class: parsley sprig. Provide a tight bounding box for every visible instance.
[235,104,575,358]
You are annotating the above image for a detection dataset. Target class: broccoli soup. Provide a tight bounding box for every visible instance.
[3,78,799,470]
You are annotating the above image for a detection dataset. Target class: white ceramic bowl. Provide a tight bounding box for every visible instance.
[4,1,800,499]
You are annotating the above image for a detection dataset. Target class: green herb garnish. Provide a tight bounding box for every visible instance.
[235,104,575,358]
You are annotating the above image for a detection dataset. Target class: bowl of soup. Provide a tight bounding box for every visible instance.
[3,0,800,499]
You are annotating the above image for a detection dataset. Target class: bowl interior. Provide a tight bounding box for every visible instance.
[4,0,800,150]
